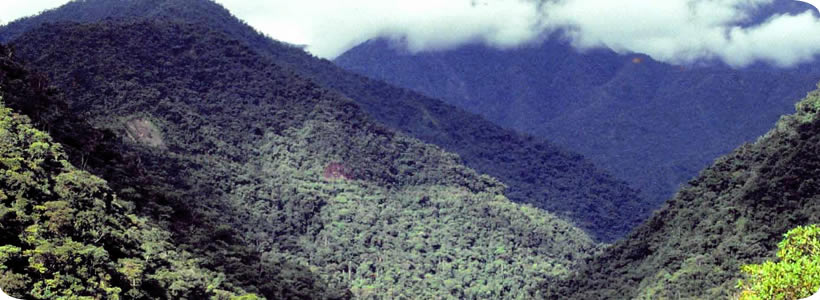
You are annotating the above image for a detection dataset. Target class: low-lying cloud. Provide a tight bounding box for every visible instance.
[219,0,546,58]
[225,0,820,67]
[542,0,820,67]
[6,0,815,67]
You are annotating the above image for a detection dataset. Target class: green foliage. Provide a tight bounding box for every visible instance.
[334,32,820,226]
[737,224,820,300]
[796,89,820,124]
[0,0,648,242]
[1,42,327,299]
[226,111,599,298]
[2,18,603,299]
[0,98,256,298]
[544,84,820,299]
[251,16,649,242]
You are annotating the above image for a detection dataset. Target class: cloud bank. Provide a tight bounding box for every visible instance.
[219,0,546,58]
[542,0,820,67]
[2,0,818,67]
[225,0,820,67]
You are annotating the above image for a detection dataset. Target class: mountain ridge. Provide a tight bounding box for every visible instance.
[543,83,820,299]
[3,19,600,298]
[335,32,820,208]
[0,43,276,299]
[0,0,650,241]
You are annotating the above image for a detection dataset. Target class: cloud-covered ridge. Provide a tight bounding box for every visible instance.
[232,0,820,67]
[223,0,547,58]
[543,0,820,67]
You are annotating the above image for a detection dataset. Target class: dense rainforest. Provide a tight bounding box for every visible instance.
[0,45,266,299]
[0,42,337,299]
[543,84,820,299]
[0,0,649,242]
[334,0,820,207]
[3,0,820,299]
[1,20,600,299]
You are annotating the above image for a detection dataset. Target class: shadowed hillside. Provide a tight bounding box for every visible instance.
[0,0,648,242]
[0,44,273,299]
[335,29,820,208]
[4,21,600,298]
[0,42,339,299]
[542,84,820,299]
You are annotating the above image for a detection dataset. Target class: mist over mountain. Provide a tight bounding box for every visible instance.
[3,0,820,299]
[0,0,652,241]
[335,32,820,207]
[203,0,820,68]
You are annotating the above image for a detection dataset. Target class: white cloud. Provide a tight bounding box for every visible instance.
[2,0,819,67]
[220,0,820,67]
[0,0,71,26]
[723,11,820,66]
[216,0,545,58]
[541,0,820,67]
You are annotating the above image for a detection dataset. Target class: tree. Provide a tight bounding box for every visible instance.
[737,224,820,300]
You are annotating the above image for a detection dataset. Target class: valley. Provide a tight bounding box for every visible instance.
[1,0,820,299]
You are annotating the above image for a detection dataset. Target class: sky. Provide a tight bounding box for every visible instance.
[1,0,819,67]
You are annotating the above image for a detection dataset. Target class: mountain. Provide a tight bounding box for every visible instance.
[541,84,820,299]
[334,9,820,207]
[2,20,600,298]
[0,0,649,242]
[0,44,268,299]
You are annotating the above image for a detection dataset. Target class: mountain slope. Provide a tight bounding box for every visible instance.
[0,48,271,299]
[542,84,820,299]
[5,20,599,298]
[0,43,334,299]
[0,99,224,299]
[0,0,648,242]
[335,32,820,207]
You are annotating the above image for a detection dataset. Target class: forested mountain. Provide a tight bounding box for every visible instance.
[542,84,820,299]
[334,1,820,207]
[0,0,648,242]
[0,41,340,299]
[0,99,264,299]
[0,44,267,299]
[2,20,600,298]
[5,1,820,299]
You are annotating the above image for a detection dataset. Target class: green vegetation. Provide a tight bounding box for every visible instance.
[335,35,820,214]
[1,20,600,298]
[10,2,819,299]
[737,224,820,300]
[0,41,340,299]
[0,0,649,242]
[543,86,820,299]
[0,97,258,299]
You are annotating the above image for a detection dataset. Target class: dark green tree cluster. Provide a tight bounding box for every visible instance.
[0,98,259,299]
[543,84,820,299]
[334,30,820,213]
[0,0,648,242]
[231,115,599,298]
[0,43,339,299]
[2,20,601,298]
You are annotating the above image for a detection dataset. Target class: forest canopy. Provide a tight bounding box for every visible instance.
[1,20,602,298]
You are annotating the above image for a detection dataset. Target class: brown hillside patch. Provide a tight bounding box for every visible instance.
[323,162,353,181]
[125,118,165,149]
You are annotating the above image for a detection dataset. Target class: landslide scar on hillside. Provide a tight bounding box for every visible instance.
[125,117,166,149]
